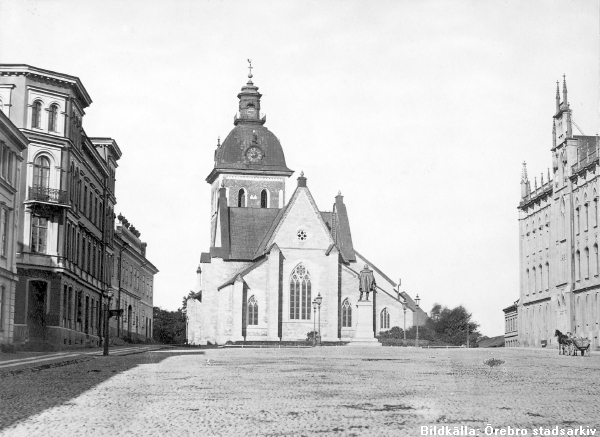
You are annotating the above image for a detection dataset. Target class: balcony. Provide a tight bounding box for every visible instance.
[25,186,69,212]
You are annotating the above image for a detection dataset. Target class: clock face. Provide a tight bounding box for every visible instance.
[246,146,263,163]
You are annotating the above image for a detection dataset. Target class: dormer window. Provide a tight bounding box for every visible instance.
[32,101,42,129]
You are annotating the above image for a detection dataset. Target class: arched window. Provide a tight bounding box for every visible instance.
[585,247,590,279]
[342,298,352,327]
[525,269,530,294]
[595,244,599,277]
[594,189,598,227]
[33,156,50,188]
[0,285,4,327]
[32,101,42,128]
[248,296,258,325]
[532,266,537,292]
[380,308,390,330]
[575,199,580,234]
[48,104,59,132]
[238,188,246,207]
[575,251,581,281]
[584,194,589,231]
[538,265,543,292]
[560,198,566,240]
[545,262,550,290]
[289,264,311,320]
[260,189,268,208]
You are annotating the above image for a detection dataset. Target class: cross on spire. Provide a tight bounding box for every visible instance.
[247,59,253,78]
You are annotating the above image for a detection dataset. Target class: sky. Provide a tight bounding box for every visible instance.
[1,0,598,337]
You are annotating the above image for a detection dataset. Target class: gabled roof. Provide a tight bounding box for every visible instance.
[217,258,268,290]
[229,207,281,260]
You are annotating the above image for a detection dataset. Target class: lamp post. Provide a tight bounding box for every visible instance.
[103,290,114,356]
[312,300,317,347]
[315,293,322,346]
[415,294,420,348]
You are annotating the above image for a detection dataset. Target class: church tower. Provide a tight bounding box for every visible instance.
[206,62,294,247]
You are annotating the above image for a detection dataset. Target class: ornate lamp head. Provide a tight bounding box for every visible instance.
[315,293,323,306]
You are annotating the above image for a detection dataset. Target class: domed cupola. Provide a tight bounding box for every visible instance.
[206,62,294,184]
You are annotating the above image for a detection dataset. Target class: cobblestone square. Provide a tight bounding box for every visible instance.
[0,347,599,436]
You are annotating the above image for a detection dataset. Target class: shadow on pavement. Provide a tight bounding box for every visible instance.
[0,349,204,431]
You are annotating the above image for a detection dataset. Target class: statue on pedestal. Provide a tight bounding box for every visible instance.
[359,264,376,301]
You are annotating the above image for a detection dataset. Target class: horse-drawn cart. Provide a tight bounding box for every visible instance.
[555,330,592,356]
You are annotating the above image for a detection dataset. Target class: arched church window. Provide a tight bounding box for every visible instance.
[32,100,42,128]
[342,298,352,327]
[238,188,246,207]
[289,264,311,320]
[261,189,268,208]
[380,308,390,330]
[248,296,258,325]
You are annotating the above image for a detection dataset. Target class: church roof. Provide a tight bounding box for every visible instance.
[208,124,293,181]
[229,207,281,260]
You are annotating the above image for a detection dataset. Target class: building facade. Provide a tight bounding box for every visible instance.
[109,214,158,342]
[503,301,518,347]
[0,111,27,349]
[0,65,120,349]
[515,77,600,349]
[187,71,425,345]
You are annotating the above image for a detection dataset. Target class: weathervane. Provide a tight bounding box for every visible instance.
[247,59,253,79]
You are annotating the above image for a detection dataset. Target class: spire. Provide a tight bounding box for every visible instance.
[555,80,560,113]
[521,161,528,182]
[562,74,568,106]
[520,162,529,198]
[540,172,544,186]
[534,176,538,190]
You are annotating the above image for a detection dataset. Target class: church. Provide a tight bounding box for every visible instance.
[186,67,424,345]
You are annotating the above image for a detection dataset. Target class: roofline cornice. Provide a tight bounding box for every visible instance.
[206,167,294,184]
[0,64,93,108]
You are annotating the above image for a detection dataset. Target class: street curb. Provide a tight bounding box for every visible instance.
[0,357,94,378]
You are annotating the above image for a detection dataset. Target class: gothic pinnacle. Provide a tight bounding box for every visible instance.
[521,161,528,182]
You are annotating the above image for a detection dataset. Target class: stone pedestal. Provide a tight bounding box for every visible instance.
[349,300,381,347]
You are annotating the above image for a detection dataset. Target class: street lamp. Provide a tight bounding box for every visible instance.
[315,293,323,346]
[415,294,420,348]
[103,290,114,356]
[312,300,317,347]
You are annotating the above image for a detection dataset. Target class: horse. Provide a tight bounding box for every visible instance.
[554,329,570,355]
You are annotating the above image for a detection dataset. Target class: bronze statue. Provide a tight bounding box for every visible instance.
[359,264,376,301]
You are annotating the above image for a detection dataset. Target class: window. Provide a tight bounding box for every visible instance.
[289,264,311,320]
[32,101,42,128]
[380,308,390,330]
[525,269,529,294]
[7,152,13,184]
[575,251,581,281]
[33,156,50,188]
[238,188,246,207]
[585,195,589,231]
[576,199,580,234]
[0,286,4,328]
[0,208,8,257]
[1,146,8,180]
[83,185,88,215]
[546,262,550,290]
[261,189,268,208]
[342,298,352,327]
[595,245,599,277]
[31,216,48,253]
[62,285,68,326]
[532,267,536,292]
[48,104,59,132]
[248,296,258,325]
[585,248,590,279]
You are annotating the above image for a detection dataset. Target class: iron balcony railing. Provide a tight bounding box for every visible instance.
[27,185,68,205]
[572,151,598,174]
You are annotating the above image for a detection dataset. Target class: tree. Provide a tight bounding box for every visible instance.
[152,307,186,344]
[426,305,480,346]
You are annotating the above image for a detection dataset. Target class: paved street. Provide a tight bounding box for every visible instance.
[0,347,599,436]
